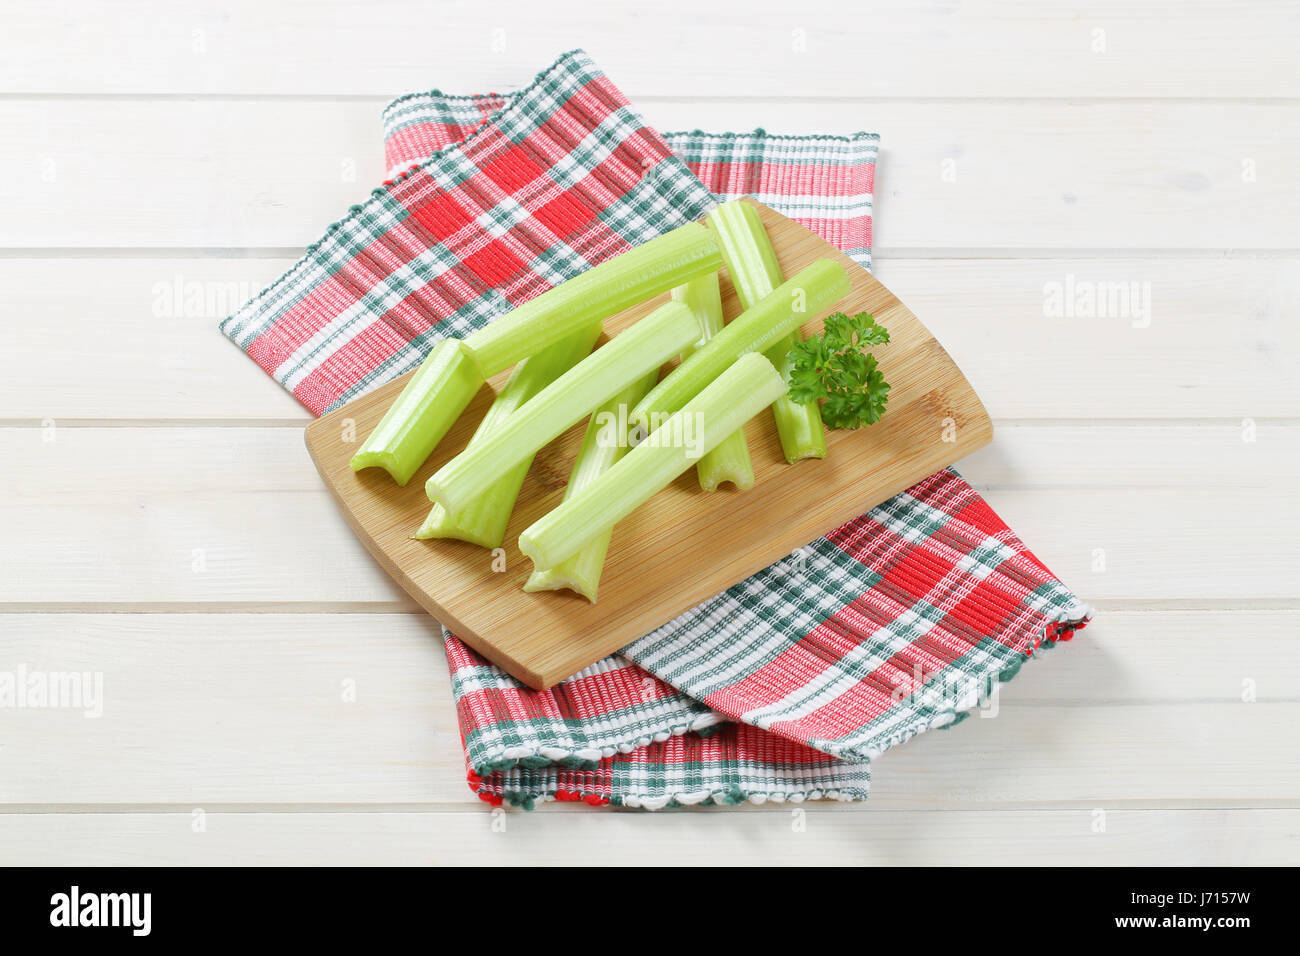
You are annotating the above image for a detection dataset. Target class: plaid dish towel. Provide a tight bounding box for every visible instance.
[222,50,1090,809]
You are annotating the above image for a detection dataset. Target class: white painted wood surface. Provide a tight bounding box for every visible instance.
[1,0,1296,865]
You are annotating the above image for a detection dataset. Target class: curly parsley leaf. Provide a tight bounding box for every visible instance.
[786,312,891,430]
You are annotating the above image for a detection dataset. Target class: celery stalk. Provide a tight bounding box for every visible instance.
[519,352,787,571]
[670,274,755,491]
[522,371,657,601]
[463,222,721,377]
[353,223,717,486]
[708,200,828,463]
[349,338,483,486]
[629,258,849,431]
[414,322,602,548]
[427,301,698,514]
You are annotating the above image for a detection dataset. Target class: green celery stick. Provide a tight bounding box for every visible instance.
[354,223,717,485]
[708,200,828,463]
[519,353,787,571]
[670,273,755,492]
[414,322,602,548]
[427,301,698,514]
[629,258,849,432]
[349,338,483,486]
[463,222,721,377]
[522,371,658,601]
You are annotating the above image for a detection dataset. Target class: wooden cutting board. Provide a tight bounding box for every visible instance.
[306,200,992,689]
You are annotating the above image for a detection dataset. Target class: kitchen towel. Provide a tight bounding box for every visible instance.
[222,49,1090,809]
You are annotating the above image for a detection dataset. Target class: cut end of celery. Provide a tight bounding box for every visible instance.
[351,337,484,488]
[412,503,503,549]
[423,476,449,507]
[349,450,413,486]
[783,444,828,465]
[771,396,829,464]
[696,429,756,492]
[522,568,598,603]
[455,338,488,379]
[516,531,542,568]
[699,467,757,493]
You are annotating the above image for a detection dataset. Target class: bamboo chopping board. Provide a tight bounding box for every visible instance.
[306,200,992,689]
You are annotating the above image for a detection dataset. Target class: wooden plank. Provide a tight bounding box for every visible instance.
[960,423,1296,491]
[4,607,1292,707]
[4,99,1298,250]
[0,809,1293,866]
[306,202,992,687]
[977,609,1300,704]
[0,613,465,804]
[0,99,385,248]
[0,612,1294,807]
[873,258,1300,421]
[0,258,310,422]
[659,100,1300,255]
[869,700,1300,808]
[3,257,1294,422]
[1,1,1294,98]
[0,423,1294,606]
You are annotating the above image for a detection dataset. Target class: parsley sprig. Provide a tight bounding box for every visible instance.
[787,312,891,430]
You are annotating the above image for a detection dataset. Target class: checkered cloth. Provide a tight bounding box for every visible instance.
[222,50,1090,809]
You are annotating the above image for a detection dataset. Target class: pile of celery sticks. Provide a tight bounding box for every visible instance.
[349,200,884,602]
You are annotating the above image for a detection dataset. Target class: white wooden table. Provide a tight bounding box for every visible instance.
[1,1,1297,865]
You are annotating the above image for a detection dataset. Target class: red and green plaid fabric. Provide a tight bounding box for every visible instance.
[221,50,1089,810]
[384,93,876,267]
